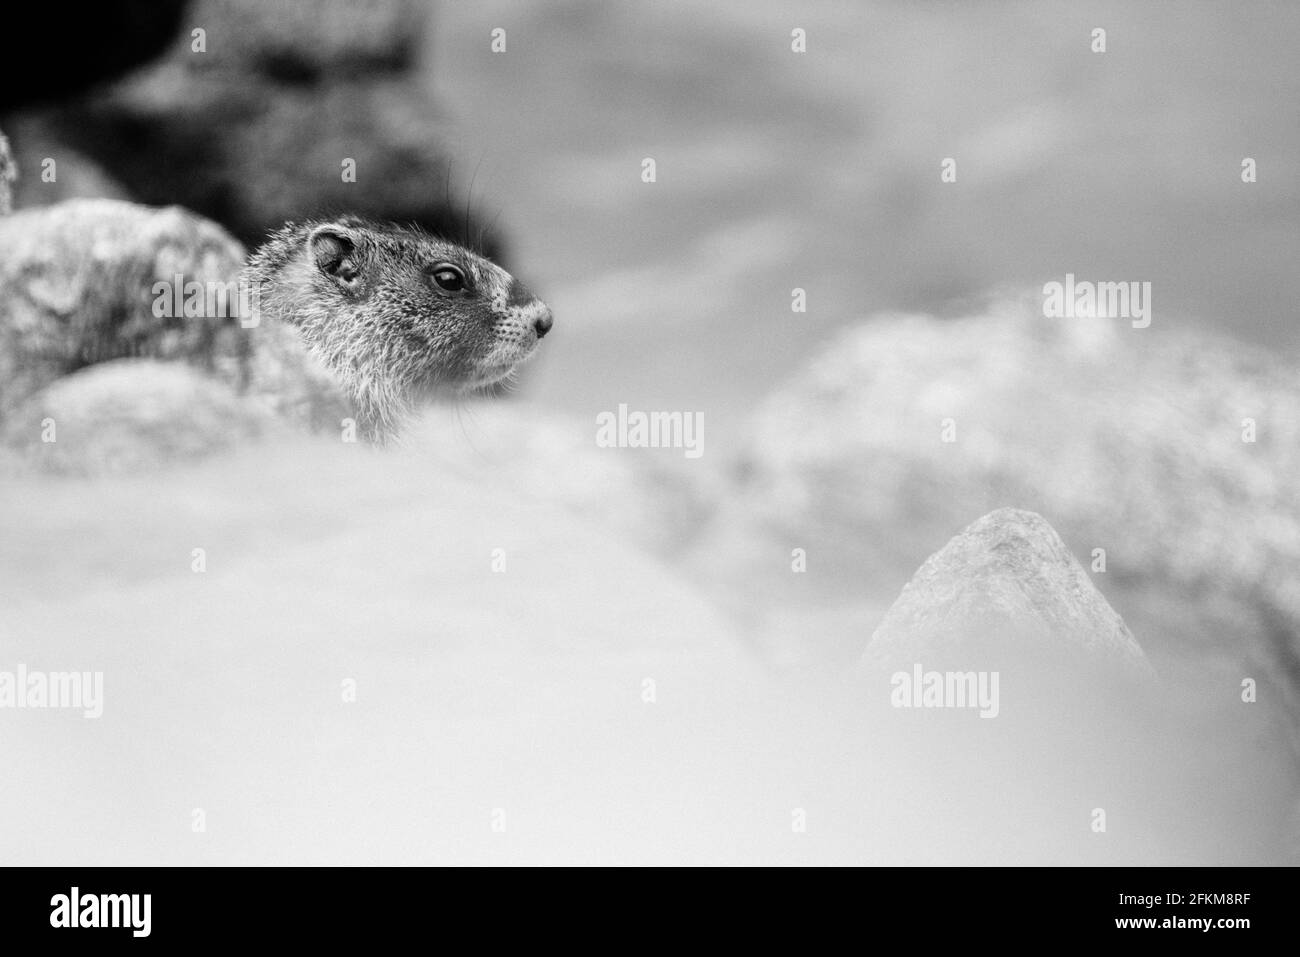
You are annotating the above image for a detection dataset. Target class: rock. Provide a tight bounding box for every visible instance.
[181,0,424,75]
[864,508,1153,678]
[0,129,14,214]
[0,199,354,470]
[0,360,285,477]
[240,317,355,438]
[694,299,1299,686]
[0,438,748,864]
[687,298,1300,857]
[7,0,502,257]
[403,404,724,558]
[0,199,251,415]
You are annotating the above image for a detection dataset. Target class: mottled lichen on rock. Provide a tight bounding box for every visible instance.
[0,199,352,473]
[0,129,15,215]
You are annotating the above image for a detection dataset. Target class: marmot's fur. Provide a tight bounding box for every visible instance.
[246,216,552,440]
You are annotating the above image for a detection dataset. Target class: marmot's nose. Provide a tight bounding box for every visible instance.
[533,307,553,339]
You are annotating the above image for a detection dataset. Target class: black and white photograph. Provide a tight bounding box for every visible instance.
[0,0,1294,930]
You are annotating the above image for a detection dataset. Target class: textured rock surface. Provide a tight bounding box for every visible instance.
[7,0,499,255]
[0,130,14,215]
[865,508,1153,676]
[0,199,353,472]
[0,199,251,414]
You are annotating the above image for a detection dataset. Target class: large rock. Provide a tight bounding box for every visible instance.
[864,508,1153,679]
[402,405,724,559]
[0,199,352,473]
[180,0,423,74]
[0,199,250,415]
[0,439,749,865]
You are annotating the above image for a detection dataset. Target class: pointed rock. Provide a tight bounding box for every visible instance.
[865,508,1153,678]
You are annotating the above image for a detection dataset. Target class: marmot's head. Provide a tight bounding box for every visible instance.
[247,216,552,433]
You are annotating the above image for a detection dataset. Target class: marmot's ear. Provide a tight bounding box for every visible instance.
[307,224,363,289]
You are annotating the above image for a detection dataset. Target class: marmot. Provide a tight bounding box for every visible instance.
[245,216,553,439]
[0,199,552,446]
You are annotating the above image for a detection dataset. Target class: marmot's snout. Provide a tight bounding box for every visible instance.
[503,276,553,340]
[533,305,553,339]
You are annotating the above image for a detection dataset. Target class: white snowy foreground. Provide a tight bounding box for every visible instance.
[0,404,1290,866]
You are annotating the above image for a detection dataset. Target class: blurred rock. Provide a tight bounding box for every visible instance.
[3,116,131,209]
[0,199,251,415]
[0,435,750,865]
[405,405,725,558]
[691,298,1300,742]
[693,299,1300,854]
[5,0,502,257]
[864,508,1153,679]
[182,0,423,75]
[0,359,284,477]
[241,317,356,438]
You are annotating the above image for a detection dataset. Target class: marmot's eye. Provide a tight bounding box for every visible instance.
[430,264,467,293]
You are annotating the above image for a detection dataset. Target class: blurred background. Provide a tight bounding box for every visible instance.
[1,0,1298,865]
[6,0,1299,445]
[435,0,1300,442]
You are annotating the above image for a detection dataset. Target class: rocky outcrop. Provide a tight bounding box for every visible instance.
[864,508,1153,678]
[0,129,14,214]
